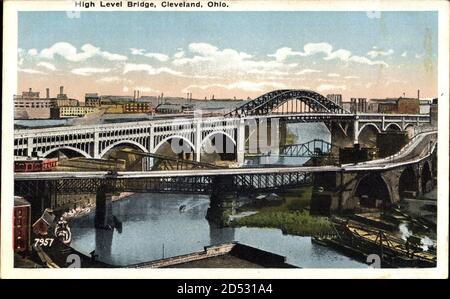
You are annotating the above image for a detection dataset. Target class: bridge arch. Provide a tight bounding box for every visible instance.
[153,135,195,159]
[201,131,237,162]
[357,123,381,147]
[384,123,402,131]
[358,123,381,135]
[398,166,418,198]
[226,89,347,116]
[354,173,392,208]
[100,140,148,158]
[42,146,91,158]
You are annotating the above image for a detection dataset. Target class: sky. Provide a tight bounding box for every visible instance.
[17,11,438,101]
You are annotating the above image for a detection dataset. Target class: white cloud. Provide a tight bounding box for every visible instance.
[401,51,408,57]
[18,68,46,74]
[130,48,169,61]
[144,52,169,62]
[268,47,304,61]
[415,53,424,59]
[269,42,388,67]
[134,86,160,93]
[123,63,183,76]
[37,61,56,71]
[328,73,340,77]
[324,49,352,61]
[28,49,38,56]
[100,51,128,61]
[39,42,127,62]
[130,48,145,55]
[367,49,394,59]
[344,75,359,79]
[173,42,296,77]
[295,69,322,75]
[174,50,185,59]
[183,81,287,93]
[123,86,129,92]
[97,76,121,83]
[71,67,111,76]
[317,84,346,92]
[348,55,388,66]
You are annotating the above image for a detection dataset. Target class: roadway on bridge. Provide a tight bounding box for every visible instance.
[14,131,436,181]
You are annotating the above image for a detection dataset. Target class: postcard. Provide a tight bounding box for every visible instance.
[1,0,449,280]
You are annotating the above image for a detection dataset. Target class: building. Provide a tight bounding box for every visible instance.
[14,197,31,253]
[376,99,398,114]
[368,97,420,114]
[123,102,154,113]
[349,98,368,113]
[85,93,101,107]
[14,86,79,119]
[397,97,420,114]
[155,103,183,114]
[50,106,97,118]
[14,88,54,119]
[32,209,55,236]
[326,94,343,107]
[430,98,438,126]
[419,99,433,115]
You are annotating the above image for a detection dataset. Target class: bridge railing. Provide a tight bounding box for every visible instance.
[362,129,437,165]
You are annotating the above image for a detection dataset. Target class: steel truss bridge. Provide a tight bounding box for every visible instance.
[225,89,348,116]
[246,139,335,158]
[14,171,314,196]
[119,149,223,171]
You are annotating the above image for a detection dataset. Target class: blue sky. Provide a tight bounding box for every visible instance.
[17,11,438,100]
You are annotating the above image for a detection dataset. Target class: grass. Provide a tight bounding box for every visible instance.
[233,187,332,236]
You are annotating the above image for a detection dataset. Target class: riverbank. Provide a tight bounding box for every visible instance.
[232,187,333,236]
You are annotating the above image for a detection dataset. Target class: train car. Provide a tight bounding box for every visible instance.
[14,158,58,172]
[14,196,31,253]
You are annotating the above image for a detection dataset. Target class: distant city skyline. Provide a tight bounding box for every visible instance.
[18,11,438,101]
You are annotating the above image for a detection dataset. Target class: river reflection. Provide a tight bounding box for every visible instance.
[70,193,365,268]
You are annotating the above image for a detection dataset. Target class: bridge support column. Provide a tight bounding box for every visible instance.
[353,118,360,144]
[27,137,34,157]
[95,185,113,229]
[194,121,202,162]
[148,127,155,169]
[236,118,245,166]
[206,175,237,227]
[93,131,100,159]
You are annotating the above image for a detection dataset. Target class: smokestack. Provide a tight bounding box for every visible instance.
[60,86,64,95]
[137,90,139,99]
[29,88,32,93]
[417,89,420,100]
[46,88,49,99]
[133,90,136,100]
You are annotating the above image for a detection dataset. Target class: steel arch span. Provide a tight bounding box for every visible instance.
[225,89,349,116]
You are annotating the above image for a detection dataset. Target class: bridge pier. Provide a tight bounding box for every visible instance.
[236,119,245,166]
[206,175,237,227]
[93,131,100,159]
[95,185,113,229]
